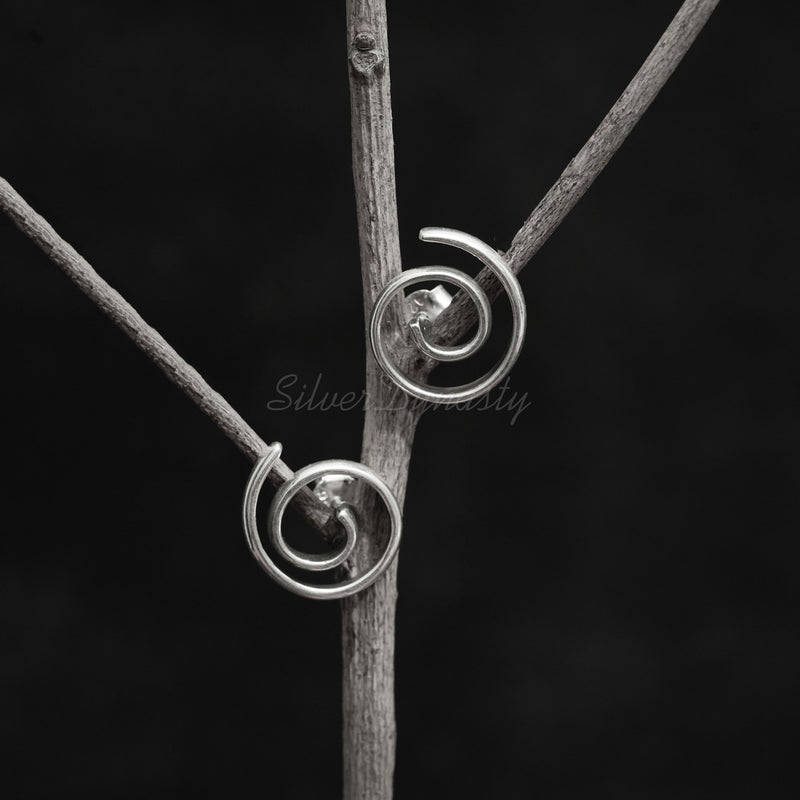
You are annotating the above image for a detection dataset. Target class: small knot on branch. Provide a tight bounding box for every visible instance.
[350,30,384,76]
[354,32,376,51]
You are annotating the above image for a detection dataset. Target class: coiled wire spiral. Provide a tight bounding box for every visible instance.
[241,443,402,600]
[370,227,527,404]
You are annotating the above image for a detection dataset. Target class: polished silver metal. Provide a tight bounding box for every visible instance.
[407,284,453,326]
[313,473,357,508]
[309,474,359,569]
[242,446,402,600]
[270,473,357,572]
[369,227,527,403]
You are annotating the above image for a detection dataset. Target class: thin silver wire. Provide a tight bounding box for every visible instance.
[242,445,402,600]
[369,227,527,404]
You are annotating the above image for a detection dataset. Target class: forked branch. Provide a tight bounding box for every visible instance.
[0,1,722,798]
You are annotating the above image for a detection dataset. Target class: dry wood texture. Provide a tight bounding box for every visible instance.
[342,1,423,797]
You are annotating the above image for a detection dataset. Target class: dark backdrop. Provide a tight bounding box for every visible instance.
[1,1,798,797]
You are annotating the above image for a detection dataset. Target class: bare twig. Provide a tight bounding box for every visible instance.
[423,0,721,352]
[342,1,423,798]
[0,176,337,538]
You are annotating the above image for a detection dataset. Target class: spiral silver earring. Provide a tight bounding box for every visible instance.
[369,227,526,404]
[242,443,402,600]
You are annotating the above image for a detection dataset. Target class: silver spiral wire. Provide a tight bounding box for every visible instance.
[370,227,527,404]
[242,444,402,600]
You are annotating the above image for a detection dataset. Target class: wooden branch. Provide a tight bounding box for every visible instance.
[1,1,723,795]
[422,0,721,353]
[0,176,338,539]
[343,1,422,798]
[340,1,722,795]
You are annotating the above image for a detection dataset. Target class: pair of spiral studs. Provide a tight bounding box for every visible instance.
[370,227,527,404]
[242,443,402,600]
[242,227,525,600]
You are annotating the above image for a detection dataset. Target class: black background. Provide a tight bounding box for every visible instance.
[1,1,799,797]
